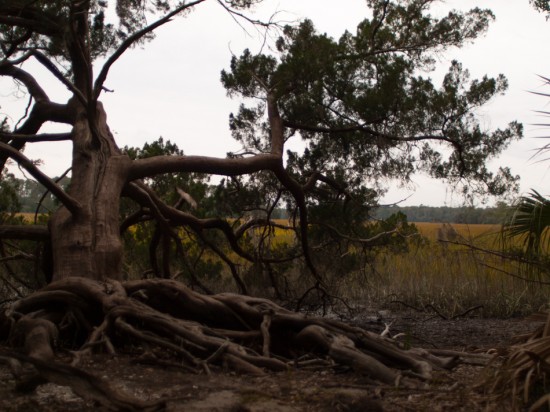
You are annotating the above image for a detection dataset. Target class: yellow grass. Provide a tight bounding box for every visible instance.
[199,221,549,316]
[78,217,550,316]
[414,222,500,241]
[341,223,550,318]
[15,213,42,223]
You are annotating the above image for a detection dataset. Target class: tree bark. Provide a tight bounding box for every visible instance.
[49,104,130,281]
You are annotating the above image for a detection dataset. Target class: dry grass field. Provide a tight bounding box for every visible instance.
[347,222,550,318]
[219,220,548,318]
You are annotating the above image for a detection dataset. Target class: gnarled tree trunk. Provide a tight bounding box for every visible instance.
[49,104,129,282]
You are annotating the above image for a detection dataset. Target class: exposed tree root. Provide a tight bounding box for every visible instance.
[1,278,463,410]
[0,349,164,411]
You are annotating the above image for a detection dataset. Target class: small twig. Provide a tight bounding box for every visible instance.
[389,300,424,312]
[380,322,393,338]
[451,305,484,320]
[424,304,448,320]
[204,342,230,365]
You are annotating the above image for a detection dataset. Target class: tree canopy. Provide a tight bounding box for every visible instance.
[222,6,521,203]
[532,0,550,14]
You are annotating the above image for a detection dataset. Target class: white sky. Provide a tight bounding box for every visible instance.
[2,0,550,206]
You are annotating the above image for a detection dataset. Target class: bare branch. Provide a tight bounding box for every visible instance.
[302,172,347,194]
[3,51,33,65]
[0,132,72,143]
[0,253,34,264]
[93,0,207,100]
[30,51,87,106]
[314,222,402,245]
[283,120,454,146]
[266,94,285,156]
[129,153,279,181]
[0,61,49,102]
[176,188,198,209]
[123,182,255,263]
[216,0,277,29]
[0,142,81,216]
[34,168,72,224]
[234,218,293,239]
[120,209,151,235]
[195,231,248,294]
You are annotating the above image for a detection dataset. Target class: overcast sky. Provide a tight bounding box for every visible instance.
[2,0,550,206]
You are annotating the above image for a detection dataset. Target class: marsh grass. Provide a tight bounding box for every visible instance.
[343,223,550,318]
[195,222,550,317]
[121,219,550,317]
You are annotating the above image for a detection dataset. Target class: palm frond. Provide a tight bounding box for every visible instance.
[502,190,550,258]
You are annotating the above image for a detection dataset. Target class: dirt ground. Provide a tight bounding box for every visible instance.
[0,308,543,412]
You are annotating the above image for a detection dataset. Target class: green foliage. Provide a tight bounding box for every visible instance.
[218,0,525,298]
[222,1,521,205]
[0,170,21,224]
[531,0,550,14]
[123,137,209,209]
[502,190,550,259]
[17,176,71,214]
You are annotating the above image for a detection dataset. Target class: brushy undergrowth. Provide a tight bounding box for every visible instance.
[118,221,549,319]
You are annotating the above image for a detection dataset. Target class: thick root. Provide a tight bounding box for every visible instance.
[1,277,462,407]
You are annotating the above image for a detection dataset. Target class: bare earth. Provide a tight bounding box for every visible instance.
[0,309,541,412]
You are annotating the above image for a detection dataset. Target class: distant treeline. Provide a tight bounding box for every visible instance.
[373,204,509,224]
[10,174,510,224]
[268,204,510,224]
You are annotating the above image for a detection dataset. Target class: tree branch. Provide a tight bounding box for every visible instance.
[234,218,293,239]
[302,172,347,194]
[195,231,248,294]
[123,182,255,263]
[264,100,324,286]
[0,132,72,143]
[93,0,207,100]
[30,51,87,106]
[313,222,402,245]
[2,50,33,66]
[128,153,279,181]
[0,142,81,216]
[0,61,49,103]
[0,225,49,241]
[0,100,74,173]
[0,5,61,37]
[283,120,454,145]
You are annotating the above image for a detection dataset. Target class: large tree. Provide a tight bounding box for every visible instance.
[0,0,522,407]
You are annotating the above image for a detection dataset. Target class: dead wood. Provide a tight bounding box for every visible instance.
[1,277,466,408]
[0,350,165,411]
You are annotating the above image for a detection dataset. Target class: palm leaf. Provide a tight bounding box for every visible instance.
[502,190,550,258]
[530,75,550,157]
